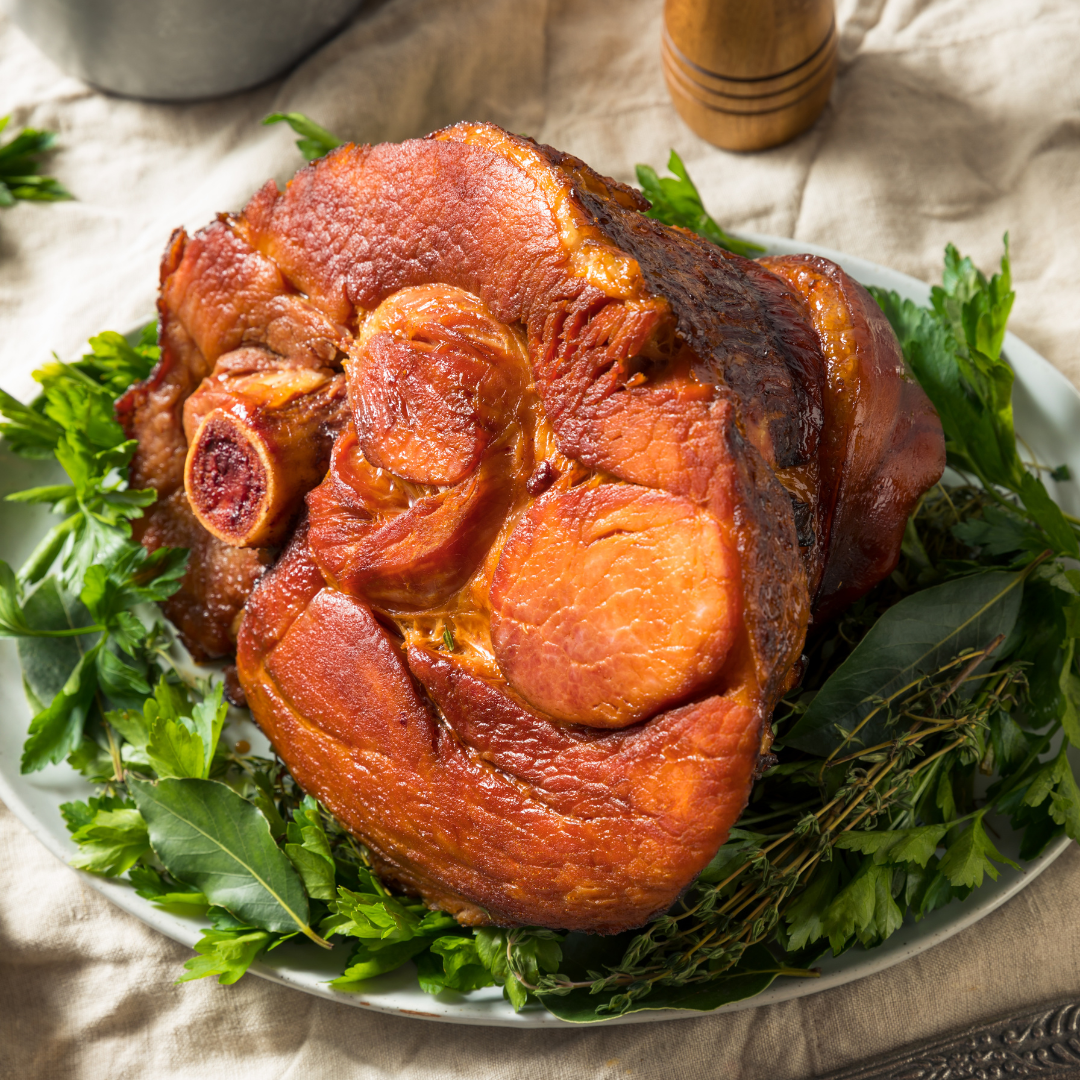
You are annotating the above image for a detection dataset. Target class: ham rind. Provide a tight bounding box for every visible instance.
[759,255,946,618]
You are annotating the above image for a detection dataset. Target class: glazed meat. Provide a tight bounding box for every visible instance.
[118,218,352,658]
[759,255,946,619]
[125,122,944,932]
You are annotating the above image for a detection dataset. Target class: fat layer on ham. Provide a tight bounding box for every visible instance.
[122,122,945,932]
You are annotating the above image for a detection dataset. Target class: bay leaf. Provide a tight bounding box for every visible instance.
[130,777,313,938]
[785,570,1025,758]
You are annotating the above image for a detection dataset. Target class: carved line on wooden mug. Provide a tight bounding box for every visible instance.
[662,23,837,111]
[665,71,834,119]
[663,16,837,85]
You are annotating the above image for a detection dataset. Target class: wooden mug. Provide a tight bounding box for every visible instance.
[662,0,838,152]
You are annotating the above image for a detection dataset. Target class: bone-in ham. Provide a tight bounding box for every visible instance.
[122,122,945,932]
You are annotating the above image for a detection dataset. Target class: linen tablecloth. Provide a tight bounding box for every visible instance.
[2,1,1080,1075]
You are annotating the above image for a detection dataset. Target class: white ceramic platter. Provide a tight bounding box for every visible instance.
[0,235,1075,1027]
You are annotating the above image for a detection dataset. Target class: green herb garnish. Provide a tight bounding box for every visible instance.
[263,112,343,162]
[870,239,1078,558]
[636,150,764,257]
[0,115,71,207]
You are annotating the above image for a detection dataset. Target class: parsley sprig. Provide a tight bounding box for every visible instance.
[263,112,342,162]
[870,241,1080,559]
[0,327,162,590]
[636,150,764,257]
[0,115,71,207]
[0,327,186,773]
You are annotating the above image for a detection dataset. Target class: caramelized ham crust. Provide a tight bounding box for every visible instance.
[118,218,351,658]
[489,484,741,728]
[758,255,946,618]
[126,122,944,932]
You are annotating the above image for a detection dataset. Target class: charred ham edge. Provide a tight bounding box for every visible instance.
[759,255,945,620]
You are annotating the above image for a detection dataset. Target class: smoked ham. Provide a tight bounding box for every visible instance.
[123,123,945,932]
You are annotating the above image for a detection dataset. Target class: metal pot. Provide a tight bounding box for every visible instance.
[2,0,366,102]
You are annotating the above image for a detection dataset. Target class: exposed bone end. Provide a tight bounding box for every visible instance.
[184,409,286,548]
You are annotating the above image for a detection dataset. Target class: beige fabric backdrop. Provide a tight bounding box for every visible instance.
[2,0,1080,1075]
